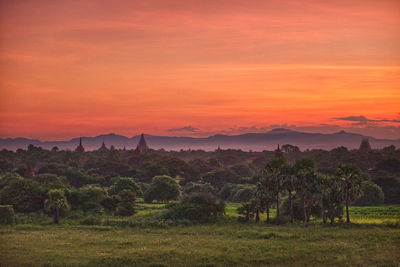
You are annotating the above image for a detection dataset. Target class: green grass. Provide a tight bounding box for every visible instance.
[1,204,399,266]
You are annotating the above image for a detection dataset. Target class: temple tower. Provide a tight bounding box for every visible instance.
[75,137,85,153]
[359,138,371,152]
[135,133,149,153]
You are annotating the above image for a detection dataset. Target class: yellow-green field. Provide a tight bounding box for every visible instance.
[1,204,399,267]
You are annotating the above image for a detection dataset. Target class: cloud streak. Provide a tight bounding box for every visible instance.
[167,126,199,132]
[335,115,400,123]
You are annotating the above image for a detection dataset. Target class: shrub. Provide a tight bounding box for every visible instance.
[0,173,46,212]
[218,183,255,202]
[373,175,400,204]
[79,185,106,213]
[0,205,15,225]
[116,189,136,216]
[164,193,225,223]
[354,181,384,206]
[237,202,255,222]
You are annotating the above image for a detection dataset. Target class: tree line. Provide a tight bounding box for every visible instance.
[238,157,364,224]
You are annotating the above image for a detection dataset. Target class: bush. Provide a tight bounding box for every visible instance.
[354,181,385,206]
[164,193,225,223]
[79,185,106,213]
[0,205,15,225]
[373,175,400,204]
[116,189,136,216]
[237,201,255,222]
[218,183,255,202]
[0,173,46,212]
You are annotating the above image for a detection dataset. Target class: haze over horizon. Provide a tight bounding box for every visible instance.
[1,0,399,140]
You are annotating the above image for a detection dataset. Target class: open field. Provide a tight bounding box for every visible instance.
[1,204,399,267]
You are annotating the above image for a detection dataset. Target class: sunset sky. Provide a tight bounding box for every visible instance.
[0,0,399,140]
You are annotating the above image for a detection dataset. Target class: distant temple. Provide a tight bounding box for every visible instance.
[274,144,283,158]
[359,138,371,152]
[97,141,108,157]
[75,137,85,153]
[135,134,149,153]
[98,141,108,152]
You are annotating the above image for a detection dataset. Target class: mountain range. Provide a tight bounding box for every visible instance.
[1,128,399,151]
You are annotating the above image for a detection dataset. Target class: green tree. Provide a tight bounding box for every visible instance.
[255,178,275,222]
[262,158,286,217]
[320,175,344,223]
[144,175,180,203]
[354,181,384,206]
[336,163,363,223]
[294,158,316,222]
[237,201,255,221]
[109,177,141,196]
[0,173,46,212]
[281,164,296,223]
[45,189,70,224]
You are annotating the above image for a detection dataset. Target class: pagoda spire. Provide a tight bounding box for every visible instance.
[135,133,149,153]
[75,137,85,153]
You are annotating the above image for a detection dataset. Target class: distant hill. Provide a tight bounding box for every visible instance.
[1,129,399,151]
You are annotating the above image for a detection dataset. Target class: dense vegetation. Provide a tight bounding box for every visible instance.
[0,144,398,224]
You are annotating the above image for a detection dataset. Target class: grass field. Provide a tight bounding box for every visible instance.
[1,203,399,266]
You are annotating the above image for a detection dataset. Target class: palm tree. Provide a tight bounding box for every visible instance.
[336,163,363,223]
[254,183,266,222]
[255,175,275,223]
[263,157,285,217]
[281,164,296,223]
[294,158,315,222]
[321,174,345,224]
[45,189,70,224]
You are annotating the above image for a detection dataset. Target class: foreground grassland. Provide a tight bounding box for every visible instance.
[1,204,399,267]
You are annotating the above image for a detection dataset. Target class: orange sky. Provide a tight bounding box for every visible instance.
[0,0,399,140]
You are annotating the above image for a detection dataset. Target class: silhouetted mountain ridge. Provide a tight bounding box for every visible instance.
[1,128,399,151]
